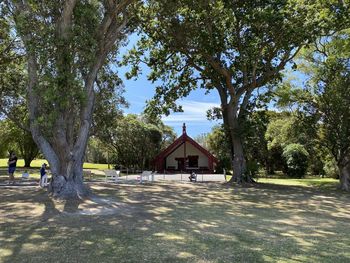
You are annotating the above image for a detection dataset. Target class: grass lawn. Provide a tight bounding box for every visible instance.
[257,177,339,189]
[1,180,350,263]
[0,158,110,170]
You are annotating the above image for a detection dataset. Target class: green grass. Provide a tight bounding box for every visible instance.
[225,175,339,190]
[1,181,349,262]
[0,158,109,170]
[257,177,339,189]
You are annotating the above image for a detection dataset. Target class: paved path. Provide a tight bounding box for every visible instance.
[0,173,227,187]
[115,173,227,183]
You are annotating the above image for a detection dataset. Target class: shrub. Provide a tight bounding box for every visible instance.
[245,160,260,178]
[215,156,232,174]
[282,144,309,178]
[323,156,339,179]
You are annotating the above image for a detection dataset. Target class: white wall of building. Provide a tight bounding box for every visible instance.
[166,142,209,169]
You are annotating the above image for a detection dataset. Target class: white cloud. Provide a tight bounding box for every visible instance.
[162,100,220,123]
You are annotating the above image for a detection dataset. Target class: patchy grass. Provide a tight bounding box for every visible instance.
[1,181,350,263]
[257,178,339,189]
[225,175,339,190]
[0,158,109,170]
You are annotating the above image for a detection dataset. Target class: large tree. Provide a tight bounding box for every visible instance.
[302,31,350,190]
[1,0,135,199]
[125,0,347,183]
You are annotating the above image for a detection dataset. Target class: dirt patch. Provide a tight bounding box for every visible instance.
[58,196,131,216]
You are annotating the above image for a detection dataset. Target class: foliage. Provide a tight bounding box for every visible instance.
[282,143,309,178]
[0,120,39,167]
[292,29,350,189]
[265,111,325,176]
[85,137,109,165]
[323,156,339,179]
[1,1,135,198]
[193,133,209,149]
[243,110,275,173]
[0,158,109,170]
[206,125,231,173]
[314,58,350,165]
[123,0,346,182]
[159,124,177,150]
[97,114,173,170]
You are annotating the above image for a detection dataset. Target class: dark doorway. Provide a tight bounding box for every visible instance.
[188,155,199,168]
[176,158,185,170]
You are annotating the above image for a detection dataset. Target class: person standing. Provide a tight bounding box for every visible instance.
[40,163,48,187]
[8,152,18,184]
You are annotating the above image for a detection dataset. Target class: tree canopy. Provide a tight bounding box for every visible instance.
[0,0,135,199]
[125,0,348,183]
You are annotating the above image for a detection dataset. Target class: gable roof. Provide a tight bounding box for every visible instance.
[153,132,218,163]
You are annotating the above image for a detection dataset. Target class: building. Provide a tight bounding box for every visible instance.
[153,124,218,173]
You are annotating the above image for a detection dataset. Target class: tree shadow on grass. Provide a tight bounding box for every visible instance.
[0,182,350,262]
[0,187,62,263]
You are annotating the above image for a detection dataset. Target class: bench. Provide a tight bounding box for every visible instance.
[104,170,120,183]
[21,172,30,180]
[138,171,155,183]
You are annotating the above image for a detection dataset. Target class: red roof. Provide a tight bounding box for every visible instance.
[153,132,218,164]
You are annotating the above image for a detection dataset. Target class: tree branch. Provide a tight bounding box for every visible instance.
[74,0,134,158]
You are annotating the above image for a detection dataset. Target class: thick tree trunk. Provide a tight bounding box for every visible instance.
[229,136,247,183]
[43,125,91,199]
[225,110,252,184]
[49,159,89,199]
[339,161,350,191]
[13,0,132,200]
[24,157,32,168]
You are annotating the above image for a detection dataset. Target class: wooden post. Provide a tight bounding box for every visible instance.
[183,123,187,172]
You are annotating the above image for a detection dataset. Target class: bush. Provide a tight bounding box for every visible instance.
[309,157,325,176]
[282,144,309,178]
[215,156,232,174]
[245,160,260,178]
[323,156,339,179]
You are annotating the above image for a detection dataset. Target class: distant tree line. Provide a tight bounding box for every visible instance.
[86,114,176,171]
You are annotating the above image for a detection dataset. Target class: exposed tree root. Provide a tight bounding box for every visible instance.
[227,175,256,187]
[48,176,90,200]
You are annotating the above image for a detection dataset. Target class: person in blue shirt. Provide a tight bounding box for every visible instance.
[8,152,18,184]
[40,163,48,187]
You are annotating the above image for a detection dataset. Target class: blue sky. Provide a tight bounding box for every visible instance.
[117,35,222,138]
[116,35,306,138]
[119,68,222,137]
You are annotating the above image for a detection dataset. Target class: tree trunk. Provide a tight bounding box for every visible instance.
[24,157,32,168]
[225,110,252,184]
[229,136,247,183]
[339,160,350,191]
[41,125,91,199]
[48,158,89,199]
